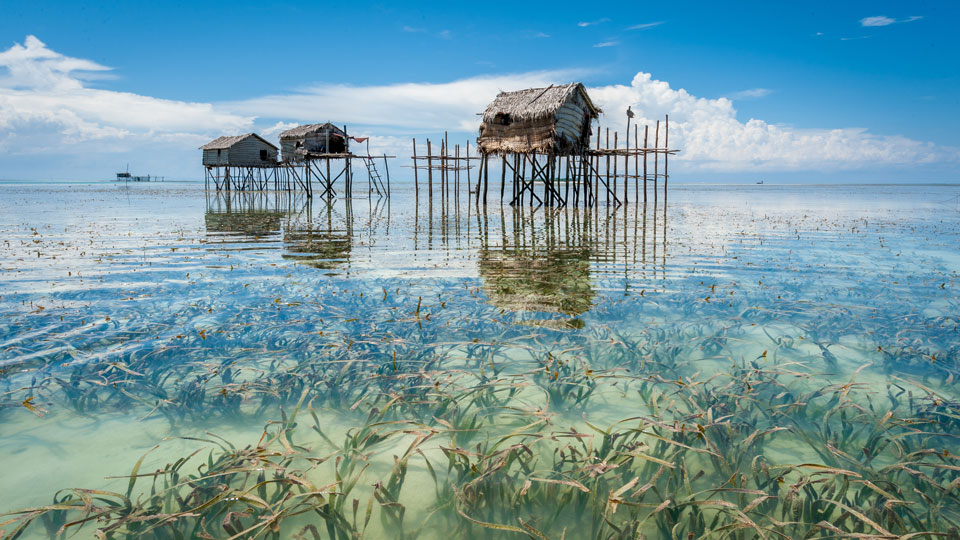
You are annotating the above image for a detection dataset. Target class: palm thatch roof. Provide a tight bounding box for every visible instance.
[478,83,601,155]
[279,123,346,140]
[480,83,600,125]
[200,133,278,151]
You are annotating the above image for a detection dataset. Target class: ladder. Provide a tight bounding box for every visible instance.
[363,157,387,196]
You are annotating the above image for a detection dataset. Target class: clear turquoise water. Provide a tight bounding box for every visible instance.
[0,182,958,538]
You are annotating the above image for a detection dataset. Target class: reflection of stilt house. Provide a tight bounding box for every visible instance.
[479,246,594,317]
[201,133,281,192]
[282,228,352,271]
[204,209,284,238]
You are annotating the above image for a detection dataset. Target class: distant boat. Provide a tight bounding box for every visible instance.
[756,180,764,185]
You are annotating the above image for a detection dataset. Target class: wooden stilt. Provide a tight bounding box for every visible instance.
[482,153,489,205]
[643,125,649,205]
[654,120,660,207]
[664,115,669,204]
[427,139,433,206]
[500,154,507,202]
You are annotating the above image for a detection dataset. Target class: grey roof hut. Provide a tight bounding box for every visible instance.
[477,82,601,155]
[200,134,278,166]
[279,123,349,163]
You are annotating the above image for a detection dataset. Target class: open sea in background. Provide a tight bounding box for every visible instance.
[1,181,958,538]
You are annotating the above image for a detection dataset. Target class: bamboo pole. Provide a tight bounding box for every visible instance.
[664,114,669,204]
[412,138,419,201]
[643,125,648,204]
[427,139,433,206]
[482,152,489,205]
[654,120,660,207]
[445,132,450,203]
[500,154,507,202]
[634,124,639,205]
[594,126,601,205]
[613,131,619,204]
[605,128,611,205]
[383,154,390,197]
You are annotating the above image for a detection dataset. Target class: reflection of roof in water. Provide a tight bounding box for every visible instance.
[479,246,594,315]
[204,210,284,237]
[281,228,352,270]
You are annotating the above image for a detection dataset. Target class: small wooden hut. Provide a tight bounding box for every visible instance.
[477,83,601,155]
[279,123,349,162]
[200,134,278,166]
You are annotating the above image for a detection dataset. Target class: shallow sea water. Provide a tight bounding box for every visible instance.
[0,182,958,539]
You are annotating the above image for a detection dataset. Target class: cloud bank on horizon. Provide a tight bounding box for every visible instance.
[0,35,955,179]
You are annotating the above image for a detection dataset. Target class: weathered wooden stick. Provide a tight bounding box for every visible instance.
[613,131,619,203]
[634,124,639,204]
[664,114,669,204]
[605,127,611,205]
[500,154,507,202]
[427,139,433,205]
[643,125,648,204]
[412,138,419,201]
[654,120,660,207]
[482,152,489,205]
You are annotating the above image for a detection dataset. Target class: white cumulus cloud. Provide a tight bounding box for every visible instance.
[587,72,955,171]
[0,35,252,155]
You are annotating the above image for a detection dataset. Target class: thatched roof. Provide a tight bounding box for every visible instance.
[480,83,600,125]
[477,83,601,154]
[279,123,346,139]
[200,133,277,151]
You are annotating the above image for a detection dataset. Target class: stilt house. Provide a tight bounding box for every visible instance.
[477,83,601,155]
[200,134,278,166]
[280,123,349,163]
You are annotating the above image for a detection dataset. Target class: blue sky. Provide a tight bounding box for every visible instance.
[1,0,957,182]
